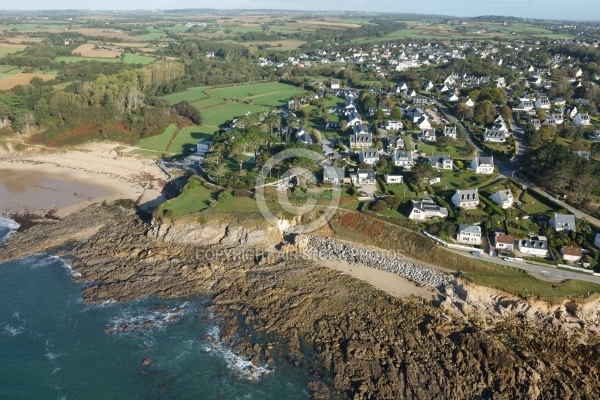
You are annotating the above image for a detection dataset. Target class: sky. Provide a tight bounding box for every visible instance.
[2,0,599,22]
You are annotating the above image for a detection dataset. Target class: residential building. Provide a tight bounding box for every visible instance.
[573,113,590,126]
[387,135,404,150]
[561,246,583,262]
[196,140,213,155]
[392,150,414,168]
[419,128,436,142]
[350,169,376,185]
[529,119,541,131]
[443,126,457,139]
[572,150,591,160]
[384,120,403,131]
[384,174,403,184]
[347,110,362,126]
[408,197,449,220]
[549,213,576,232]
[322,166,345,184]
[464,97,475,107]
[446,93,459,102]
[456,224,482,245]
[518,237,548,257]
[359,149,379,165]
[588,130,600,142]
[296,126,312,144]
[483,129,506,143]
[594,233,600,249]
[350,124,373,148]
[534,97,550,109]
[412,97,429,106]
[452,188,480,209]
[416,116,431,130]
[471,156,494,174]
[426,154,453,170]
[490,189,513,209]
[329,81,340,90]
[494,233,515,251]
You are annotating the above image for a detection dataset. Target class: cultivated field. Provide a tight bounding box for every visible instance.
[73,43,122,58]
[0,73,55,90]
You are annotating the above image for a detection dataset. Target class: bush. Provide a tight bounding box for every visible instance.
[232,189,253,198]
[372,200,387,212]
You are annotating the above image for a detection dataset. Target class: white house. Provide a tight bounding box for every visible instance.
[426,154,453,170]
[196,140,213,155]
[350,169,376,185]
[347,110,362,126]
[534,97,550,109]
[384,174,403,184]
[471,156,494,174]
[387,135,404,150]
[415,116,431,130]
[464,97,475,107]
[456,224,482,245]
[549,213,576,232]
[483,129,506,143]
[329,81,341,90]
[494,233,515,251]
[392,150,414,168]
[561,246,583,262]
[408,197,448,220]
[384,120,403,130]
[359,149,379,165]
[443,126,457,139]
[573,113,590,126]
[518,237,548,257]
[446,93,459,102]
[490,189,513,209]
[323,166,345,184]
[350,124,373,148]
[419,128,436,142]
[452,188,480,209]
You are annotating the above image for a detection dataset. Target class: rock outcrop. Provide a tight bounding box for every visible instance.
[2,203,600,399]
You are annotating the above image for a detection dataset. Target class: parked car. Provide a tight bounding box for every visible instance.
[470,251,482,256]
[503,257,515,261]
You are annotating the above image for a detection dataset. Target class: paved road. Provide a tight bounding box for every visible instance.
[451,248,600,285]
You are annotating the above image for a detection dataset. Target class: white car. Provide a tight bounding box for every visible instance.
[503,257,515,261]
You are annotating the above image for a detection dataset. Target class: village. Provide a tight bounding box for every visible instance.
[191,37,600,273]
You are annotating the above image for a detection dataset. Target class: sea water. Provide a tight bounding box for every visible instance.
[0,219,310,399]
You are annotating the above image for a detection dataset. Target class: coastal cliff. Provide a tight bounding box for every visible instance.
[2,203,600,399]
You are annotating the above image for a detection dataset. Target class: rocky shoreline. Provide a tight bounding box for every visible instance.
[2,203,600,399]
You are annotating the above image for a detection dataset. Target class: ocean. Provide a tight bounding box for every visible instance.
[0,218,310,399]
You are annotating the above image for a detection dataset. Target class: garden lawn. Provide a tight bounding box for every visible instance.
[517,190,561,215]
[167,126,214,154]
[136,124,178,152]
[163,86,212,105]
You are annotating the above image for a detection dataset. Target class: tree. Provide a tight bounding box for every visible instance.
[408,160,435,186]
[390,107,402,120]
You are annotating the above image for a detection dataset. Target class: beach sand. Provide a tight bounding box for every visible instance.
[0,143,167,218]
[318,259,436,300]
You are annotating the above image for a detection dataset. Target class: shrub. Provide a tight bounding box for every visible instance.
[372,200,387,212]
[233,189,253,198]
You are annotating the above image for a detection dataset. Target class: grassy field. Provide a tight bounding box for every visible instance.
[134,27,167,41]
[163,86,211,105]
[0,46,26,57]
[56,56,122,64]
[465,264,600,298]
[200,102,266,127]
[517,190,562,215]
[136,124,178,152]
[158,178,214,219]
[122,53,156,64]
[249,89,307,107]
[191,97,225,109]
[205,82,299,99]
[167,125,214,154]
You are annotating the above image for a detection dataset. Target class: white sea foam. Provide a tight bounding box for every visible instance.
[45,352,60,361]
[105,302,192,336]
[203,325,272,381]
[3,324,24,336]
[0,216,20,241]
[48,255,82,277]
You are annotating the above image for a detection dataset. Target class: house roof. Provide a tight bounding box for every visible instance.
[477,156,494,166]
[360,149,379,158]
[561,246,583,257]
[455,188,479,201]
[356,169,376,179]
[323,166,345,180]
[519,239,548,250]
[550,213,576,228]
[492,190,513,202]
[495,233,515,245]
[458,224,481,234]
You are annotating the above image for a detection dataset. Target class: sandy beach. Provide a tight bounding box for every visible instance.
[0,143,167,218]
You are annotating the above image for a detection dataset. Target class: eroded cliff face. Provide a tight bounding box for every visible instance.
[2,204,600,400]
[150,215,284,249]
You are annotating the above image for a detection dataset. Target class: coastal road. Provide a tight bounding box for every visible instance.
[450,248,600,285]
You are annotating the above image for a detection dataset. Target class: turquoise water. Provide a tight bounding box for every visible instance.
[0,222,310,399]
